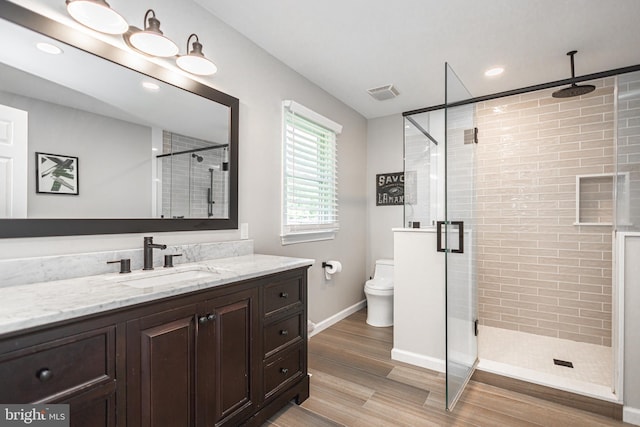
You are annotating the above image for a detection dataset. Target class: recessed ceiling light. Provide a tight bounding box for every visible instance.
[142,81,160,91]
[36,42,63,55]
[485,67,504,77]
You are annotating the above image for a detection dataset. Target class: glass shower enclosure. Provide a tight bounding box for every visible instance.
[403,64,479,411]
[443,63,478,410]
[157,131,229,219]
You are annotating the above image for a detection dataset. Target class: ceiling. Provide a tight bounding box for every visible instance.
[196,0,640,119]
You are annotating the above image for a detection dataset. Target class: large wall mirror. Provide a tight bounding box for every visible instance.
[0,1,238,238]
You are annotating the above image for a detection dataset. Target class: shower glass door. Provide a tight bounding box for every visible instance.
[444,63,478,410]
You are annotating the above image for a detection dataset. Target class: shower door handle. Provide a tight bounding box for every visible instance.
[436,220,464,254]
[437,221,445,252]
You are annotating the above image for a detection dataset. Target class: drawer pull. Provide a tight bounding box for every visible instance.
[280,368,289,375]
[280,292,289,298]
[280,329,289,336]
[36,368,52,382]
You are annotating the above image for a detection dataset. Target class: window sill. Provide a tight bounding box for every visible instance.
[281,230,336,246]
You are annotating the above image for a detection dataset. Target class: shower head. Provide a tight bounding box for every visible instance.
[552,50,595,99]
[192,153,203,162]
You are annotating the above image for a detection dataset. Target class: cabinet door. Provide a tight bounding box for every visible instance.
[198,288,259,427]
[127,304,197,427]
[66,386,116,427]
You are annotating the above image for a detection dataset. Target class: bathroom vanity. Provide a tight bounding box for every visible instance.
[0,254,312,427]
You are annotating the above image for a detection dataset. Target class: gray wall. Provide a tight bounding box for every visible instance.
[0,91,152,218]
[366,114,404,277]
[0,0,368,325]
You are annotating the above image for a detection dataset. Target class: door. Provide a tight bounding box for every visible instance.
[0,104,28,218]
[443,63,478,410]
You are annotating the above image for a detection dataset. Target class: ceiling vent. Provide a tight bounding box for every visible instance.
[367,84,399,101]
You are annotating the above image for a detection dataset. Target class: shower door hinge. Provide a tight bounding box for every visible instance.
[474,319,478,337]
[464,127,478,145]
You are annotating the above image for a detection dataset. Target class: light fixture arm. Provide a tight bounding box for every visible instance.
[186,33,205,57]
[143,9,162,34]
[186,34,199,51]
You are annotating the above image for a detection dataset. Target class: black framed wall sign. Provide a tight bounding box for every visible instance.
[36,152,79,195]
[376,172,404,206]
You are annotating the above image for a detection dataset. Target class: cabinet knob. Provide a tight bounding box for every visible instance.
[280,329,289,336]
[207,314,216,321]
[198,316,208,324]
[280,292,289,298]
[280,368,289,375]
[36,368,52,382]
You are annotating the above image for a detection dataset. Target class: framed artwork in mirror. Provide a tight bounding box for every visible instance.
[36,152,79,195]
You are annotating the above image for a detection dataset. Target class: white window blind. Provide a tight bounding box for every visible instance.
[282,101,342,245]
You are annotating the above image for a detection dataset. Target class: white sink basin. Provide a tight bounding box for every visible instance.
[115,267,219,288]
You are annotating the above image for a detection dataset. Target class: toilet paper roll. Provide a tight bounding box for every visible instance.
[324,260,342,280]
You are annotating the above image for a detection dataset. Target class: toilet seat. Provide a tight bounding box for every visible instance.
[364,285,393,297]
[365,279,392,291]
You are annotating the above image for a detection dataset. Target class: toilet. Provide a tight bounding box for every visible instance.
[364,259,394,327]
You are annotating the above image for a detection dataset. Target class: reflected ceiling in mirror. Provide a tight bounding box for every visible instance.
[0,0,238,237]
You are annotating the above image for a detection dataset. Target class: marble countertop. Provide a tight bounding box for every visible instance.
[0,254,314,336]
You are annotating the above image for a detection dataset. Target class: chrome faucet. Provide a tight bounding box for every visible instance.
[143,236,167,270]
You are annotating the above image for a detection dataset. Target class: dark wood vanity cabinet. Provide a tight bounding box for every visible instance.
[0,320,119,427]
[125,288,259,427]
[0,266,310,427]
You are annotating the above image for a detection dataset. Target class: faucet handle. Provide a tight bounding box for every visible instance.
[107,259,131,274]
[164,254,182,268]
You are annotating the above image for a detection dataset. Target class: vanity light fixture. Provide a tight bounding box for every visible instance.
[65,0,128,35]
[127,9,178,57]
[176,34,217,76]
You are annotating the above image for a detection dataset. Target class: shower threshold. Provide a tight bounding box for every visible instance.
[474,361,621,420]
[475,325,620,418]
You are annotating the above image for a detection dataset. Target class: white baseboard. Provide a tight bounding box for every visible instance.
[624,406,640,425]
[308,299,366,338]
[391,348,445,373]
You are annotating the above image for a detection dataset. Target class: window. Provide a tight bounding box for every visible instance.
[281,100,342,245]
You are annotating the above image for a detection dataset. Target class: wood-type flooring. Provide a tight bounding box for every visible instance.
[265,309,630,427]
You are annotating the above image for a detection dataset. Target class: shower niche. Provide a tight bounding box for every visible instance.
[158,131,229,219]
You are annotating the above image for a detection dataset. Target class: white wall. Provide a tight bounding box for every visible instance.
[624,234,640,424]
[366,114,404,277]
[1,0,368,324]
[0,91,152,218]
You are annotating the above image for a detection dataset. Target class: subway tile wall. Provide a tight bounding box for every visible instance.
[161,131,229,219]
[475,78,615,346]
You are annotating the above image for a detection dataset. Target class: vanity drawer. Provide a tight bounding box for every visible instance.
[264,313,302,358]
[263,276,302,317]
[0,326,115,403]
[263,345,303,400]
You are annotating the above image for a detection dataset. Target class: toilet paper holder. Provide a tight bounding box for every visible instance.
[322,260,342,280]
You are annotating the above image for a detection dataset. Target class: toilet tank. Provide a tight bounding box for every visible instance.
[374,259,394,280]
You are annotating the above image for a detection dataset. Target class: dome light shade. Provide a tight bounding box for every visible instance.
[127,9,178,57]
[66,0,128,35]
[176,34,217,76]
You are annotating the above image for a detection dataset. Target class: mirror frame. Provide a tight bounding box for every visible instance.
[0,0,239,238]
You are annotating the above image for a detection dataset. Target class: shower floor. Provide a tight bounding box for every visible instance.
[478,325,616,401]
